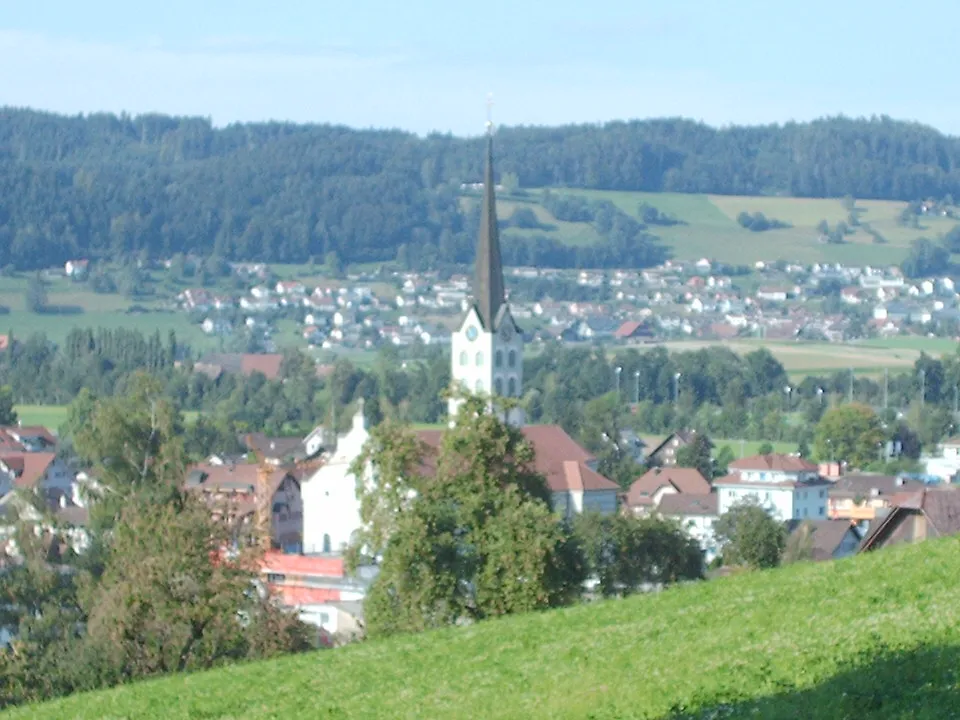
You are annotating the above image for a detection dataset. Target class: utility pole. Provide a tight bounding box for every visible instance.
[848,368,854,403]
[634,370,640,404]
[883,369,888,411]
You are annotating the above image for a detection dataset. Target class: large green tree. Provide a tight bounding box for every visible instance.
[352,394,584,637]
[714,500,786,570]
[814,403,886,468]
[573,512,702,597]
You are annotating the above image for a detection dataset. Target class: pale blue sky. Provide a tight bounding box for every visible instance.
[2,0,959,135]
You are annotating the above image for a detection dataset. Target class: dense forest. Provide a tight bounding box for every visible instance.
[3,109,960,269]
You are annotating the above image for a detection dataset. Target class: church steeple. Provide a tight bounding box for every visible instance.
[473,126,505,331]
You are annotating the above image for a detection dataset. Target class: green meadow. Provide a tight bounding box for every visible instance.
[11,537,960,719]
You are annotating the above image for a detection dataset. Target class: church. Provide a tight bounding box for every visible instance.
[300,124,619,556]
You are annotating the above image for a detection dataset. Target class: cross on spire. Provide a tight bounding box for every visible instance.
[485,93,494,135]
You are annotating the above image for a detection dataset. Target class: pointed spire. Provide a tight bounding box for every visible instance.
[474,125,505,330]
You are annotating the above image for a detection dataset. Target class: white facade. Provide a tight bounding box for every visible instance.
[449,306,525,426]
[301,408,370,555]
[676,514,718,563]
[716,481,828,521]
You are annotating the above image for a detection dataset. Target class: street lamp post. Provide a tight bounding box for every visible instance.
[816,386,824,406]
[615,366,622,397]
[634,370,641,404]
[783,385,792,412]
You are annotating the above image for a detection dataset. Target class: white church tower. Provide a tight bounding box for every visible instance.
[449,120,525,426]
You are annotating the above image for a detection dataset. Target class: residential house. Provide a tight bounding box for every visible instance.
[0,426,57,453]
[828,474,924,522]
[64,259,90,278]
[647,430,707,467]
[785,519,862,561]
[625,467,711,514]
[418,425,620,520]
[0,453,74,505]
[186,463,304,552]
[860,487,960,551]
[714,454,830,521]
[276,280,307,296]
[756,287,790,302]
[656,493,719,561]
[243,428,328,465]
[614,320,654,341]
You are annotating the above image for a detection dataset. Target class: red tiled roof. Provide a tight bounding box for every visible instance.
[626,467,711,507]
[269,585,341,606]
[614,320,652,339]
[240,353,284,380]
[729,454,818,472]
[261,551,345,577]
[415,425,618,493]
[657,492,718,516]
[2,452,56,488]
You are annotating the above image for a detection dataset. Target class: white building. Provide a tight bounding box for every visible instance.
[301,405,370,555]
[714,454,829,521]
[657,493,719,562]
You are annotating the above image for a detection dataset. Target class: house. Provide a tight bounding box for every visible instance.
[575,316,619,340]
[0,426,57,453]
[64,259,89,278]
[258,551,374,645]
[714,454,830,521]
[756,287,789,302]
[827,474,924,522]
[418,425,621,519]
[860,487,960,552]
[785,520,862,561]
[243,430,327,465]
[186,463,304,552]
[0,453,73,504]
[276,281,306,296]
[614,320,654,341]
[625,467,711,514]
[657,493,719,561]
[647,430,708,467]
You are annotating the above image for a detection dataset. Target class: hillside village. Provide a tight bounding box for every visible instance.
[8,135,960,653]
[167,258,957,352]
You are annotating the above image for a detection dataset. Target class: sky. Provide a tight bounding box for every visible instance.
[3,0,960,136]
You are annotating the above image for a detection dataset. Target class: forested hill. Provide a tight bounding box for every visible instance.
[2,108,960,270]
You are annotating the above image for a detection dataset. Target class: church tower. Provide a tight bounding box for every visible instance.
[449,120,524,425]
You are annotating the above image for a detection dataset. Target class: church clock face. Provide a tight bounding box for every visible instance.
[500,323,513,341]
[466,325,479,341]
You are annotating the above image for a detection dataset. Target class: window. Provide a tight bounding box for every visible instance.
[508,349,517,368]
[322,533,331,554]
[819,490,826,499]
[475,351,484,366]
[819,507,824,516]
[764,492,770,500]
[508,377,517,396]
[459,351,468,366]
[319,612,330,625]
[803,508,808,518]
[495,377,503,395]
[794,509,800,518]
[475,379,484,393]
[266,573,286,583]
[495,350,503,368]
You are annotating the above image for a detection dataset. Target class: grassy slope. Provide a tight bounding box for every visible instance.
[10,537,960,720]
[510,189,959,265]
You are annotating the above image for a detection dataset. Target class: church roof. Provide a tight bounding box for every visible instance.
[473,132,506,331]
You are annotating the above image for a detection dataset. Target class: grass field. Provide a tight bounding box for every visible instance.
[14,405,69,429]
[12,537,960,719]
[641,436,794,457]
[652,338,942,378]
[503,189,959,265]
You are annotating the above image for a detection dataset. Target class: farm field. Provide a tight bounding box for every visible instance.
[12,405,201,431]
[640,436,794,458]
[650,338,943,378]
[500,188,959,266]
[13,537,960,719]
